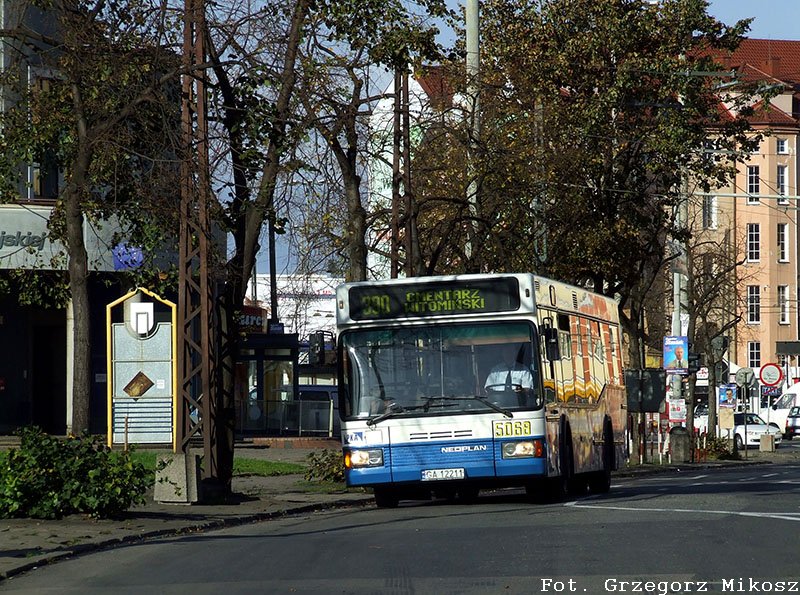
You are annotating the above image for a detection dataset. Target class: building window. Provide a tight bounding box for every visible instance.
[748,342,761,369]
[777,165,788,204]
[779,354,788,367]
[777,138,788,154]
[702,195,717,229]
[778,223,789,262]
[747,285,760,323]
[747,165,760,201]
[27,74,61,200]
[30,154,60,199]
[778,285,789,324]
[746,223,760,261]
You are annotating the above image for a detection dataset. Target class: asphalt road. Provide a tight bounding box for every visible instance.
[2,463,799,595]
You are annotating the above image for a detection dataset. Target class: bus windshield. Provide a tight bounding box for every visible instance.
[339,321,542,421]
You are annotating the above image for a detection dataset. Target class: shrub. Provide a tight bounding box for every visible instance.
[304,449,345,483]
[703,436,739,460]
[0,426,152,519]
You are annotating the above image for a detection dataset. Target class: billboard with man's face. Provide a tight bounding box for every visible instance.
[663,336,688,375]
[718,384,736,409]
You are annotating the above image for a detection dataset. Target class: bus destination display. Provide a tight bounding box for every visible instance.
[349,278,520,320]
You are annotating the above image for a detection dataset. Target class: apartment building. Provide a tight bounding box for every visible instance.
[703,39,800,385]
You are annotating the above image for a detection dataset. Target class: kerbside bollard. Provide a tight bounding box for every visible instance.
[154,452,201,504]
[669,426,691,463]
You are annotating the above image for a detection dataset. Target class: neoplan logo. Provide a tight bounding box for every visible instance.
[441,445,488,453]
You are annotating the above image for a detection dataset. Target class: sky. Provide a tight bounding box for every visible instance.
[707,0,800,40]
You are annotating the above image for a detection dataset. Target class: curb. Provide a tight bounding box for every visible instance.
[0,495,374,582]
[613,458,766,479]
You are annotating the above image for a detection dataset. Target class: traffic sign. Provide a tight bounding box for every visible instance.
[759,363,784,387]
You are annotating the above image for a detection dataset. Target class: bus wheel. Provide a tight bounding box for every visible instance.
[589,423,613,494]
[373,487,399,508]
[550,429,574,500]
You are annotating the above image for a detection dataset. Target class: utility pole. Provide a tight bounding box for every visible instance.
[391,69,401,278]
[671,173,689,403]
[401,70,422,277]
[464,0,480,265]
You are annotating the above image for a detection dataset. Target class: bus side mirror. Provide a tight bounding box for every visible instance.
[543,327,560,361]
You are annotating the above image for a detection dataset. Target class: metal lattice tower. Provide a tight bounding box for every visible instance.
[176,0,232,491]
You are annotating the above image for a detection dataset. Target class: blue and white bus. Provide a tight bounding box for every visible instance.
[336,273,628,507]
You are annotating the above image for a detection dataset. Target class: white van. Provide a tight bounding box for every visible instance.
[759,383,800,438]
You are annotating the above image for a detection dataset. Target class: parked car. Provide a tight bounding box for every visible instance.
[693,404,709,433]
[730,412,783,450]
[784,406,800,440]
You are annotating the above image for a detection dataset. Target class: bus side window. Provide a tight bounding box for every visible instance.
[538,318,557,404]
[542,327,560,361]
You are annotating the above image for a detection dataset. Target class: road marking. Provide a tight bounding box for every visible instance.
[567,501,800,522]
[637,474,709,482]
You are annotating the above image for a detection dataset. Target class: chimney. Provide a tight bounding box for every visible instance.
[764,56,781,77]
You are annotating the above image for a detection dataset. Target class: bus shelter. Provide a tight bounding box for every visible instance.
[236,332,299,435]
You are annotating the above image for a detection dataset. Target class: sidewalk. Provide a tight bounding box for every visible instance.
[0,438,796,581]
[0,438,373,581]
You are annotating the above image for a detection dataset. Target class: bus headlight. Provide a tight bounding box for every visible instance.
[502,440,543,459]
[345,449,384,468]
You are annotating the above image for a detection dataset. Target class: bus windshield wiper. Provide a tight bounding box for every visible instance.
[367,402,405,427]
[424,395,513,418]
[367,398,461,426]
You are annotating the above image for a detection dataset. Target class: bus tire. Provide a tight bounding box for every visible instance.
[589,422,613,494]
[373,487,399,508]
[550,422,574,500]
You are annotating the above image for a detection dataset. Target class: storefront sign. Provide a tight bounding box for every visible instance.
[0,204,119,271]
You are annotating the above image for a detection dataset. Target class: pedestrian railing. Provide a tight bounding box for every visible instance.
[237,398,335,437]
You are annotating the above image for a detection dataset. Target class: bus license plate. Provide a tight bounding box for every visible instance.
[421,468,465,481]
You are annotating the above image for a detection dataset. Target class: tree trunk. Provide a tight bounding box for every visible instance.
[64,178,91,434]
[345,172,367,282]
